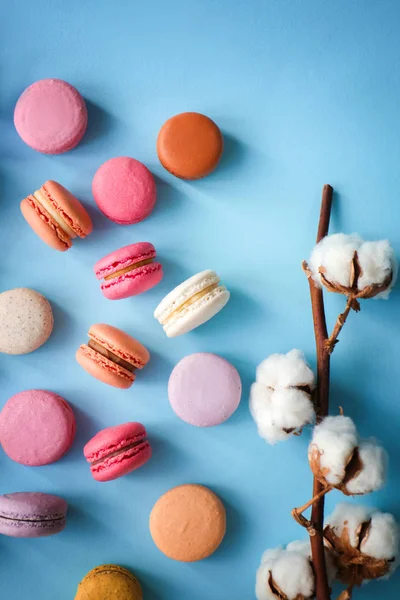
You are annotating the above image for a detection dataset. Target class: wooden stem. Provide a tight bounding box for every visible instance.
[292,485,333,526]
[307,184,333,600]
[325,295,355,354]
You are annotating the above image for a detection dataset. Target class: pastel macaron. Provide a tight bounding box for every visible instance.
[0,492,68,538]
[14,78,87,154]
[0,288,53,355]
[75,565,142,600]
[157,112,223,179]
[94,242,163,300]
[92,157,157,225]
[150,484,226,562]
[154,270,230,337]
[169,353,242,426]
[84,422,152,482]
[0,390,76,466]
[21,180,92,251]
[76,323,150,389]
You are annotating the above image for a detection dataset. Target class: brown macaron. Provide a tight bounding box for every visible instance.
[74,564,142,600]
[149,484,226,562]
[157,112,223,180]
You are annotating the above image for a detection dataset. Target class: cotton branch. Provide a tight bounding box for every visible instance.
[303,184,333,600]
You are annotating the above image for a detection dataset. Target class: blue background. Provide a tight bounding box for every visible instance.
[1,1,400,598]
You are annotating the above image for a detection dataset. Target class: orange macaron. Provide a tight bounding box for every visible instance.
[21,180,92,251]
[149,484,226,562]
[157,112,223,180]
[76,324,150,389]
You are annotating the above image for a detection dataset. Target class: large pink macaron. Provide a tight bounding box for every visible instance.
[14,79,87,154]
[0,390,76,466]
[21,180,93,251]
[76,323,150,389]
[92,157,157,225]
[94,242,163,300]
[84,422,152,482]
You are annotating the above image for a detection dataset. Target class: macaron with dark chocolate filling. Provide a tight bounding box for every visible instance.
[76,324,150,389]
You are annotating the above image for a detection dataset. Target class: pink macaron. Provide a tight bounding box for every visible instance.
[84,422,152,482]
[0,390,76,466]
[14,79,87,154]
[92,157,157,225]
[94,242,163,300]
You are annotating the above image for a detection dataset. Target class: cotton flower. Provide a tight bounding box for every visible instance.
[255,541,336,600]
[250,350,315,444]
[308,233,396,300]
[309,416,387,495]
[324,503,399,585]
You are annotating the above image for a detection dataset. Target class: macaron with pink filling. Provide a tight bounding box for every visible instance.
[95,242,163,300]
[92,157,157,225]
[76,323,150,389]
[0,390,76,466]
[14,78,87,154]
[84,422,152,482]
[21,180,93,251]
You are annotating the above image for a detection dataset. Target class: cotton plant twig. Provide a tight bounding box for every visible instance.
[324,295,357,353]
[336,586,353,600]
[292,485,333,532]
[302,184,334,600]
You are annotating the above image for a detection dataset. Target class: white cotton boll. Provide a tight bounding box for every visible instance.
[361,512,399,562]
[271,388,315,432]
[275,349,315,389]
[255,350,315,389]
[309,233,362,288]
[325,503,372,548]
[271,551,315,599]
[357,240,397,299]
[250,383,286,444]
[309,415,358,485]
[286,540,337,584]
[345,438,387,495]
[256,548,284,600]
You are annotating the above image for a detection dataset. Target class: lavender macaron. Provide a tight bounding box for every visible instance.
[168,353,242,427]
[0,492,68,537]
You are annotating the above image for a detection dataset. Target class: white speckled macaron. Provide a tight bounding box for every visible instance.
[0,288,54,354]
[154,270,230,337]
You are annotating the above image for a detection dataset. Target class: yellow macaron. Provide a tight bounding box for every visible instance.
[74,565,142,600]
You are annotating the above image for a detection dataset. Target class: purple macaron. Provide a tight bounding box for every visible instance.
[0,492,68,538]
[168,353,242,427]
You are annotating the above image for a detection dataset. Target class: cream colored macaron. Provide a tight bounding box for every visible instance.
[0,288,53,354]
[154,270,230,337]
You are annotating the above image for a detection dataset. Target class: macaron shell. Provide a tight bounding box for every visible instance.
[150,484,226,561]
[90,442,152,482]
[0,492,67,538]
[154,270,219,323]
[0,390,76,466]
[92,157,157,225]
[43,181,93,237]
[0,288,54,354]
[157,112,223,179]
[84,422,147,458]
[164,286,230,337]
[14,78,87,154]
[89,324,150,368]
[84,422,151,482]
[94,242,157,279]
[101,262,163,300]
[168,353,242,426]
[75,565,142,600]
[21,196,71,251]
[76,345,135,389]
